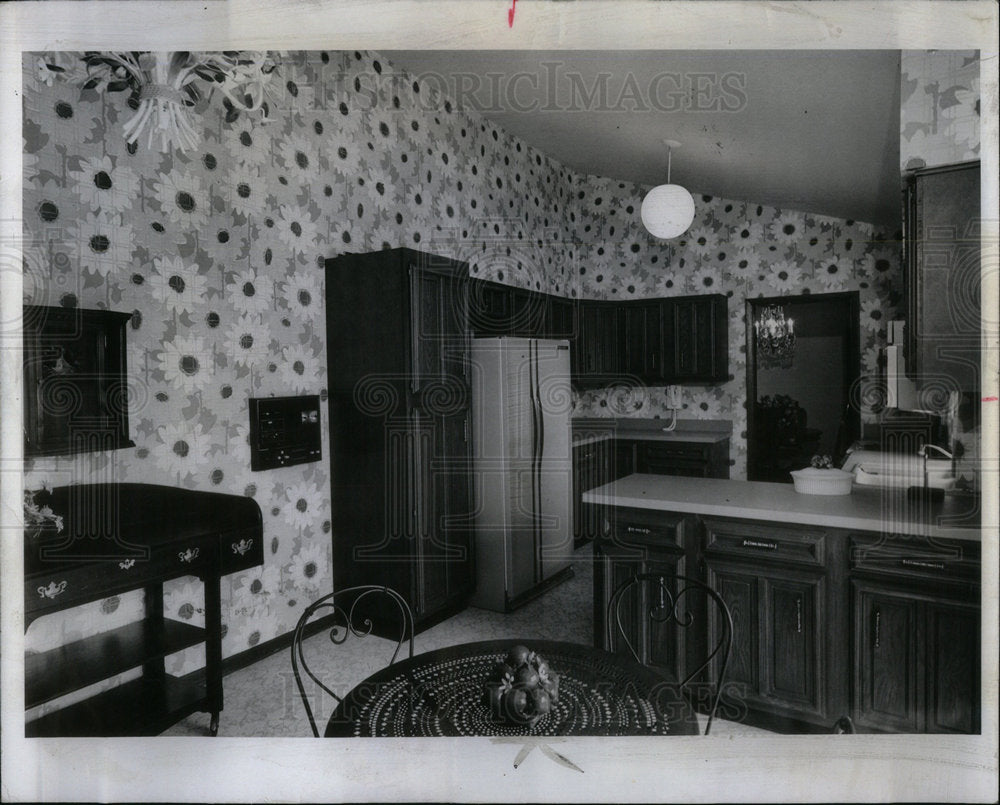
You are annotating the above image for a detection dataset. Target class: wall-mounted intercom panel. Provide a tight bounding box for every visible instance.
[249,395,322,471]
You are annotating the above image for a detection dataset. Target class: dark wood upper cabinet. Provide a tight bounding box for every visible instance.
[904,160,981,393]
[467,278,513,336]
[467,280,728,387]
[23,305,135,458]
[577,302,621,381]
[662,294,729,383]
[620,301,664,381]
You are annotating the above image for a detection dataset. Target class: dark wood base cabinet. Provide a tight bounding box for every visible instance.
[700,517,847,731]
[591,504,981,734]
[850,534,980,734]
[592,507,694,687]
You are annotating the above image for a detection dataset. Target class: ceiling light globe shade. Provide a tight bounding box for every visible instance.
[640,184,696,239]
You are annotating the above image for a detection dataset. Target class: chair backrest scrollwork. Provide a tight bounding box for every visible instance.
[290,585,414,737]
[607,572,734,735]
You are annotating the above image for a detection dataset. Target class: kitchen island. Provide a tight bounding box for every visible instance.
[582,473,982,541]
[583,474,982,734]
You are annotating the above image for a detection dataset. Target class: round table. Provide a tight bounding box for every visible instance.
[325,639,699,737]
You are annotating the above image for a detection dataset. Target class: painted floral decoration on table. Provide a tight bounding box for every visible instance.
[24,487,64,539]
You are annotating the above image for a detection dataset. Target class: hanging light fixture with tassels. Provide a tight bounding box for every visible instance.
[640,139,696,240]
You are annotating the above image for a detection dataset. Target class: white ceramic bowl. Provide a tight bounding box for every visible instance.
[790,467,854,495]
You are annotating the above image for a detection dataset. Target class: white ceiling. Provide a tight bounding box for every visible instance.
[384,50,902,227]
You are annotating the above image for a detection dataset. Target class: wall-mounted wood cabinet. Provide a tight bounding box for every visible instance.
[467,279,729,388]
[23,305,136,458]
[903,160,981,393]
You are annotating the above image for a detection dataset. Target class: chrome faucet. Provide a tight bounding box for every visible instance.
[918,443,953,491]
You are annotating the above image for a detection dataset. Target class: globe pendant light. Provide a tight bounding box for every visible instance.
[640,139,695,239]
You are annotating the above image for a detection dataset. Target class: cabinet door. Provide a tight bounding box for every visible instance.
[620,302,663,381]
[547,297,578,341]
[906,162,980,392]
[706,564,760,701]
[509,287,547,337]
[23,306,135,457]
[578,302,619,380]
[595,545,643,653]
[637,442,713,477]
[663,295,727,383]
[643,552,688,684]
[925,598,979,734]
[612,439,636,480]
[468,279,512,336]
[762,574,824,718]
[853,583,922,733]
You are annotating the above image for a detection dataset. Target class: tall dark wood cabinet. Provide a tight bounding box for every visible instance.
[325,249,474,634]
[904,160,981,393]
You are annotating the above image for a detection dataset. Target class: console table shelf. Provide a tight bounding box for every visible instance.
[26,619,206,709]
[26,674,209,737]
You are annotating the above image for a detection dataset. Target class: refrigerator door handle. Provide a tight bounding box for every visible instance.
[531,340,544,582]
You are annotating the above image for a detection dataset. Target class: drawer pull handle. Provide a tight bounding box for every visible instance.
[38,580,67,600]
[626,526,652,535]
[232,538,254,556]
[900,558,945,571]
[178,547,200,564]
[796,597,803,634]
[873,606,881,649]
[119,559,136,570]
[742,538,778,551]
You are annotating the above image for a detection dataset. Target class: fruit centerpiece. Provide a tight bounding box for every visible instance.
[484,644,560,726]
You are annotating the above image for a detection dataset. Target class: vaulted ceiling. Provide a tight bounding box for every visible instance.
[384,50,902,227]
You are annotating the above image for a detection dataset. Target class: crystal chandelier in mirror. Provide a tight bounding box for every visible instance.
[755,304,796,366]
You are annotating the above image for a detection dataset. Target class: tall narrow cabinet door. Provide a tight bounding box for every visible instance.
[408,264,472,614]
[706,565,759,701]
[925,598,979,734]
[762,574,824,719]
[853,583,922,733]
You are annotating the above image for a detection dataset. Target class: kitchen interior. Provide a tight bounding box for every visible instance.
[18,48,987,741]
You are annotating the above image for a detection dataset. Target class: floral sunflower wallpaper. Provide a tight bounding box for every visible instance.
[20,49,978,718]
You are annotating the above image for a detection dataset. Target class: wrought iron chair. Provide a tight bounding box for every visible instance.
[290,585,414,737]
[607,572,734,735]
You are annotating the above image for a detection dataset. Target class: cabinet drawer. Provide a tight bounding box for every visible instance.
[850,534,980,585]
[27,539,210,615]
[220,529,264,575]
[703,518,826,567]
[641,442,711,463]
[610,508,686,550]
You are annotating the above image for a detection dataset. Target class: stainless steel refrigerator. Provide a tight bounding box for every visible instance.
[469,337,574,612]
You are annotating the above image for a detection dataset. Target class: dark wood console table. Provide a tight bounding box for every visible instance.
[24,483,263,737]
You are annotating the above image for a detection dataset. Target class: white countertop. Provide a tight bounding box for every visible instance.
[581,474,982,541]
